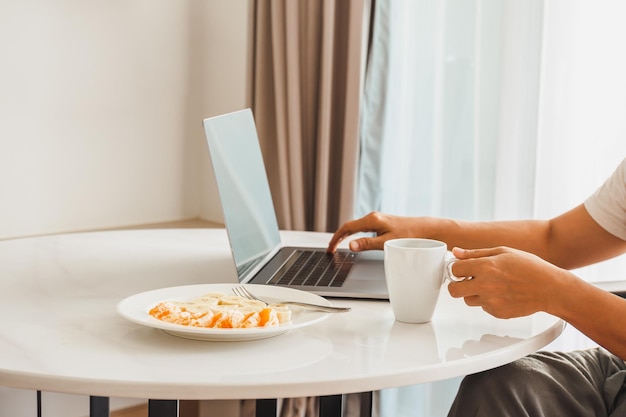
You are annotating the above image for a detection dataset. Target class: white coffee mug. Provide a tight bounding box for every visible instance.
[384,238,463,323]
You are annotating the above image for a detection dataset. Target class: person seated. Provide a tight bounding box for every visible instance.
[327,158,626,416]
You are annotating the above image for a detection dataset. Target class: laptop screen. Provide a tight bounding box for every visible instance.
[203,109,282,279]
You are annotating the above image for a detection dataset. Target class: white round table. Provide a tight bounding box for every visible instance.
[0,229,564,415]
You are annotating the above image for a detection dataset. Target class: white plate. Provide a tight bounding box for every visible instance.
[117,283,332,341]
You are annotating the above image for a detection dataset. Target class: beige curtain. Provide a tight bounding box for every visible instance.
[252,0,370,232]
[249,2,371,416]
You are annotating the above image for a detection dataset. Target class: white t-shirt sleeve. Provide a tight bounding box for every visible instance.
[584,157,626,241]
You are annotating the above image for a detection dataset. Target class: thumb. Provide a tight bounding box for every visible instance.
[349,236,384,252]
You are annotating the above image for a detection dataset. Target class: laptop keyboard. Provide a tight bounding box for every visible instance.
[269,250,360,287]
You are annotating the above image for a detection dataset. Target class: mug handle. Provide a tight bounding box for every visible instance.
[444,258,471,282]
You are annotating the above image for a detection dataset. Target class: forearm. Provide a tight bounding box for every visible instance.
[328,212,553,258]
[328,207,626,268]
[429,204,626,269]
[549,275,626,360]
[427,217,552,259]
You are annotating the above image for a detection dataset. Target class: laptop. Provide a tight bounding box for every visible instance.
[203,108,388,299]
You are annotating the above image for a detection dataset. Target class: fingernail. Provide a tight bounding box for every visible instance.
[349,241,359,251]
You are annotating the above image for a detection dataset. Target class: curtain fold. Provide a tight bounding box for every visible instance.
[250,2,371,416]
[253,0,369,232]
[356,0,545,222]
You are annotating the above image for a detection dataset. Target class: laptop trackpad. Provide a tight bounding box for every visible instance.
[347,251,385,281]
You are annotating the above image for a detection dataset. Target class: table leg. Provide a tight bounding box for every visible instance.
[37,391,42,417]
[255,399,277,417]
[319,395,342,417]
[149,399,179,417]
[359,392,373,417]
[89,396,110,417]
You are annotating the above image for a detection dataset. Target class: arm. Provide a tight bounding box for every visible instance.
[325,211,545,254]
[327,205,626,269]
[330,206,626,357]
[448,246,626,360]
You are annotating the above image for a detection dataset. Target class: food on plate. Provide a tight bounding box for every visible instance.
[148,292,292,329]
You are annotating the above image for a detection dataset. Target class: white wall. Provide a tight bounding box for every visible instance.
[0,0,249,240]
[0,1,250,415]
[186,0,253,224]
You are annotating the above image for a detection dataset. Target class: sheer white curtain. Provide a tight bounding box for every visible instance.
[358,0,626,416]
[536,0,626,283]
[358,0,544,223]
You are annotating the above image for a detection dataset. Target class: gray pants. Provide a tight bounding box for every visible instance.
[447,348,626,417]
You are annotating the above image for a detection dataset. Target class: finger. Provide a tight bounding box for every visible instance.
[449,285,484,310]
[326,221,364,253]
[348,235,386,252]
[448,258,482,281]
[452,246,507,260]
[448,281,481,305]
[327,215,384,253]
[462,295,482,308]
[447,279,481,299]
[326,231,349,253]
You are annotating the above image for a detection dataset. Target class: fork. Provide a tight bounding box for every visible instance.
[232,285,351,313]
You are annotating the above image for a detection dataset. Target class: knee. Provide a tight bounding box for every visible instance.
[460,361,526,395]
[448,360,537,416]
